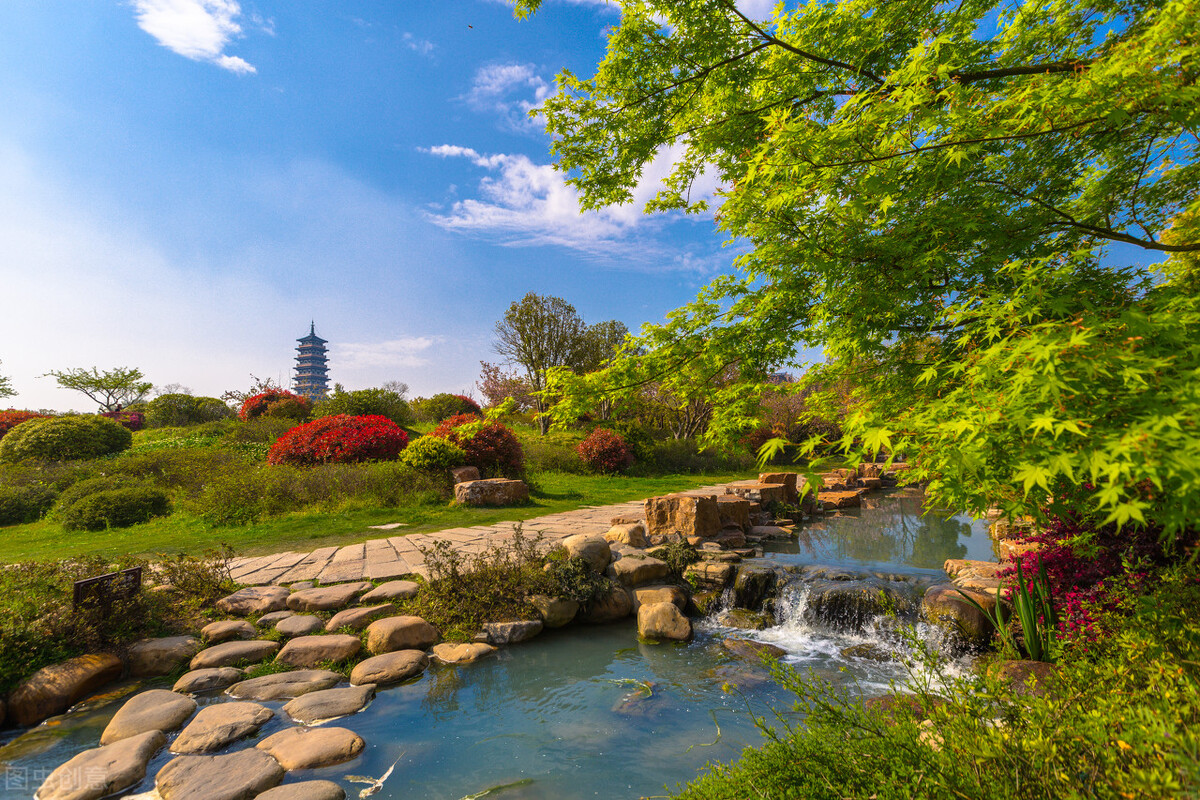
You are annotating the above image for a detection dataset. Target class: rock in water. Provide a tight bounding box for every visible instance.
[256,726,365,769]
[100,689,196,745]
[256,781,346,800]
[173,667,244,695]
[35,730,165,800]
[365,616,439,654]
[189,640,279,670]
[274,634,362,668]
[8,653,124,728]
[637,602,693,641]
[350,651,428,686]
[226,669,344,701]
[156,748,284,800]
[283,685,376,724]
[170,702,274,754]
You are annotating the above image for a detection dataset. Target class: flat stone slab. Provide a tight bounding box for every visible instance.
[287,582,372,612]
[611,555,670,587]
[127,636,201,677]
[226,670,344,701]
[257,726,364,770]
[366,616,438,654]
[35,729,165,800]
[256,781,346,800]
[216,586,290,616]
[275,634,362,668]
[325,603,397,632]
[350,650,428,686]
[431,642,497,664]
[276,614,326,638]
[8,653,124,728]
[170,701,274,754]
[156,748,285,800]
[256,610,296,628]
[201,619,257,644]
[190,640,279,670]
[360,580,419,603]
[283,684,376,724]
[100,689,196,745]
[633,584,688,611]
[173,667,244,695]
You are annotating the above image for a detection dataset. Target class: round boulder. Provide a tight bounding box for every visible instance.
[257,726,364,770]
[431,642,497,664]
[170,701,274,754]
[578,581,633,623]
[173,667,244,695]
[530,595,579,628]
[35,730,165,800]
[201,619,257,644]
[189,640,279,670]
[8,653,124,728]
[365,615,439,654]
[350,650,428,686]
[563,534,612,573]
[216,586,290,616]
[127,636,201,677]
[283,684,376,724]
[360,580,420,603]
[276,614,326,638]
[637,602,693,642]
[256,781,346,800]
[100,689,197,745]
[226,669,344,701]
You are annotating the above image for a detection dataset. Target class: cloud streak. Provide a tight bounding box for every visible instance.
[334,338,438,370]
[131,0,256,74]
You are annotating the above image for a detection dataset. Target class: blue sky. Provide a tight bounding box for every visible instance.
[0,0,774,411]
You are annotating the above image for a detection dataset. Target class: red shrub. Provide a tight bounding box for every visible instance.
[267,414,409,466]
[431,414,524,477]
[101,410,144,431]
[0,410,52,440]
[577,428,634,473]
[240,389,312,422]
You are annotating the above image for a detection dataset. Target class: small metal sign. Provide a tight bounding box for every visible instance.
[73,567,143,610]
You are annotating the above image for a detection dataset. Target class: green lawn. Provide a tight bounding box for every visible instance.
[0,470,755,563]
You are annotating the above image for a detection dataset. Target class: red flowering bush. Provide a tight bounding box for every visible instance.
[0,411,51,440]
[431,413,524,477]
[239,390,312,422]
[267,414,409,466]
[577,428,634,474]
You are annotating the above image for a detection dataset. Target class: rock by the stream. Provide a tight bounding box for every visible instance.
[170,701,275,754]
[156,748,284,800]
[637,602,692,641]
[127,636,201,677]
[255,610,295,628]
[922,583,996,647]
[216,586,290,616]
[578,581,633,623]
[453,478,530,506]
[632,584,688,612]
[275,634,362,668]
[226,669,344,701]
[841,643,893,662]
[276,614,326,638]
[431,642,497,664]
[257,726,364,770]
[8,653,124,728]
[287,583,370,612]
[100,689,196,745]
[366,615,439,654]
[610,554,670,587]
[325,603,397,632]
[530,594,579,628]
[350,650,428,686]
[716,608,773,630]
[201,620,257,644]
[987,659,1059,697]
[189,640,279,670]
[805,578,921,631]
[644,493,720,543]
[34,730,165,800]
[480,620,543,645]
[684,562,736,591]
[360,580,420,603]
[715,495,752,530]
[284,684,376,724]
[722,637,787,662]
[732,565,779,611]
[563,534,612,573]
[604,522,648,548]
[173,667,244,695]
[255,781,346,800]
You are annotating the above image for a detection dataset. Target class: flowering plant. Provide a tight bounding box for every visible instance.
[431,413,524,477]
[239,389,312,422]
[0,410,52,440]
[576,428,634,474]
[267,414,408,466]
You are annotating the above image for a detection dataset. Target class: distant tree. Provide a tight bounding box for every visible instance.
[380,380,410,399]
[576,320,630,374]
[314,386,414,426]
[45,367,152,412]
[155,383,193,397]
[477,361,536,411]
[0,360,14,400]
[221,374,283,406]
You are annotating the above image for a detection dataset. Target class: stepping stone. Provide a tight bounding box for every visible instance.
[325,603,396,632]
[35,730,165,800]
[277,615,326,638]
[283,684,376,724]
[173,667,244,695]
[350,650,428,686]
[257,726,365,770]
[611,555,670,587]
[365,616,439,654]
[216,586,290,616]
[287,583,371,612]
[256,610,295,628]
[201,619,257,644]
[480,620,542,645]
[156,748,284,800]
[289,581,316,592]
[8,653,124,728]
[100,689,197,745]
[360,580,419,603]
[431,642,497,664]
[275,634,362,668]
[127,636,201,677]
[226,670,344,701]
[190,640,279,670]
[256,781,346,800]
[170,701,274,754]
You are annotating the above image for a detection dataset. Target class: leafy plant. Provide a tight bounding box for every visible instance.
[0,414,133,462]
[576,428,634,473]
[60,486,171,531]
[411,393,482,422]
[399,435,467,473]
[0,410,52,440]
[145,393,233,428]
[314,386,414,427]
[956,558,1059,663]
[239,389,312,422]
[431,414,525,478]
[267,414,409,466]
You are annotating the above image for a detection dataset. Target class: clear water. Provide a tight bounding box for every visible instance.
[0,491,993,800]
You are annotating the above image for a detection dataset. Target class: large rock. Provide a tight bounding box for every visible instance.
[578,581,633,623]
[173,667,244,695]
[604,522,648,548]
[100,689,196,745]
[715,496,751,531]
[201,620,257,644]
[8,653,124,728]
[732,566,779,611]
[716,608,772,630]
[481,620,543,645]
[127,636,202,677]
[453,478,529,506]
[350,650,428,686]
[256,781,346,800]
[189,640,279,670]
[257,726,364,770]
[758,472,799,503]
[644,493,720,543]
[722,638,787,662]
[726,483,786,506]
[819,489,864,510]
[922,583,996,648]
[156,748,284,800]
[216,586,290,616]
[276,614,327,638]
[366,615,439,654]
[326,603,397,632]
[632,584,688,612]
[360,580,420,603]
[431,642,497,664]
[530,594,579,628]
[637,602,692,641]
[450,465,481,484]
[610,554,670,587]
[275,634,362,668]
[562,534,612,573]
[170,701,274,754]
[287,583,366,612]
[35,730,165,800]
[284,684,376,724]
[226,669,343,701]
[684,562,736,591]
[805,578,921,631]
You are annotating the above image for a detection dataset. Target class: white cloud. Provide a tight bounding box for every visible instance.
[402,32,435,56]
[131,0,256,74]
[464,62,551,130]
[334,338,438,370]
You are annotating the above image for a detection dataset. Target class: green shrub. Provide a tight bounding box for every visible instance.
[633,438,752,475]
[0,485,55,526]
[0,415,133,462]
[521,429,590,474]
[315,387,414,427]
[52,475,144,516]
[145,394,233,428]
[400,435,468,473]
[61,486,171,531]
[411,393,482,422]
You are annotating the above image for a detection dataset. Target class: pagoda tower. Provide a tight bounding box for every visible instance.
[293,322,330,402]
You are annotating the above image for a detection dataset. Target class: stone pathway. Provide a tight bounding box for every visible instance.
[227,485,732,587]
